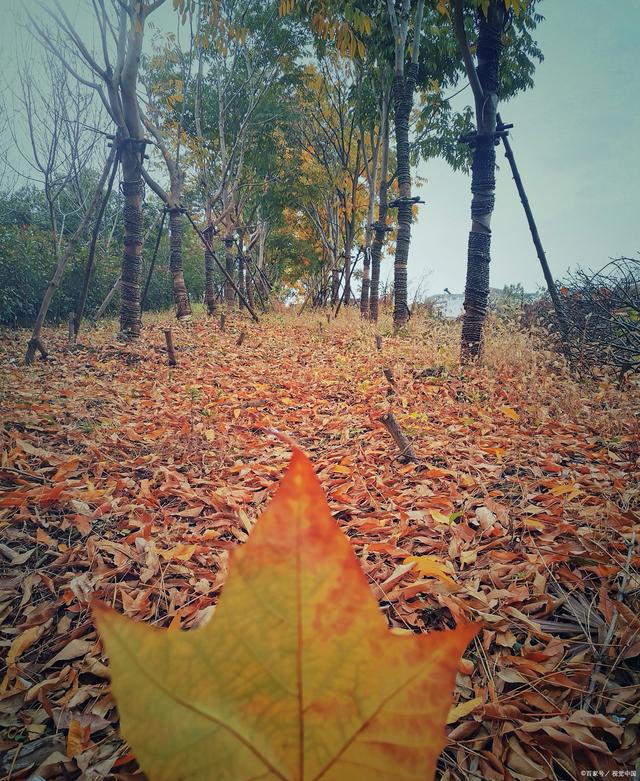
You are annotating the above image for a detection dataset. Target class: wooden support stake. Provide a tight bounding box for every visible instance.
[236,329,246,347]
[163,328,177,366]
[380,412,418,462]
[219,313,226,331]
[68,312,76,343]
[375,335,383,350]
[326,314,331,324]
[497,113,570,348]
[383,367,396,392]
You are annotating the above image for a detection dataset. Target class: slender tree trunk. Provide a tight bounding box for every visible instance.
[460,1,505,360]
[75,146,119,336]
[360,247,371,317]
[331,267,340,307]
[392,62,418,331]
[237,232,246,312]
[343,233,353,307]
[245,257,255,313]
[25,151,114,364]
[204,225,217,315]
[119,141,145,338]
[168,208,191,320]
[224,235,235,305]
[370,96,390,323]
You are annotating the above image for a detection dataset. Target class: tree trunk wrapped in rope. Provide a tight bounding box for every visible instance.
[237,253,246,312]
[392,63,418,331]
[204,225,217,315]
[360,246,370,318]
[331,268,340,307]
[169,209,192,321]
[460,2,505,360]
[370,102,390,323]
[224,236,235,305]
[119,142,145,339]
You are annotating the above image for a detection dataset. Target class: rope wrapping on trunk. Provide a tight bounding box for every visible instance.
[470,136,496,221]
[476,18,502,94]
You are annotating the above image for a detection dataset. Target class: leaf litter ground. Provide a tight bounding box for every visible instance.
[1,310,639,780]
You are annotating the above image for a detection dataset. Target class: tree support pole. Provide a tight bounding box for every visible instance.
[497,113,570,344]
[141,209,168,310]
[184,211,259,323]
[24,150,115,364]
[334,250,361,318]
[74,146,120,337]
[245,260,268,312]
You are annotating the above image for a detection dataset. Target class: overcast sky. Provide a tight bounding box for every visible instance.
[2,0,638,296]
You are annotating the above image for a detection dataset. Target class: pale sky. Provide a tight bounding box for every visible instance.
[2,0,639,296]
[412,0,640,295]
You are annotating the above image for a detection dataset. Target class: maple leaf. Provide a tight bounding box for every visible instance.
[94,449,478,781]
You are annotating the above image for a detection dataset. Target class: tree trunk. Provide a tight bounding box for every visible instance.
[224,235,235,305]
[245,258,255,313]
[460,2,505,360]
[369,98,390,324]
[360,247,371,318]
[343,235,353,307]
[392,63,418,331]
[74,146,119,336]
[204,225,217,315]
[168,208,192,320]
[331,267,340,307]
[25,150,114,364]
[119,141,145,338]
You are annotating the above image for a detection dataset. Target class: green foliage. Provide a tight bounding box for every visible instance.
[0,186,209,327]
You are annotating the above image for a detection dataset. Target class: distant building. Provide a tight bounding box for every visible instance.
[428,286,536,318]
[429,293,464,318]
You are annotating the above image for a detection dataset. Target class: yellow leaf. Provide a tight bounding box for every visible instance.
[404,556,458,590]
[549,483,581,496]
[7,626,44,666]
[429,508,453,525]
[499,405,519,421]
[94,450,478,781]
[204,429,216,442]
[159,543,198,561]
[66,718,91,758]
[446,695,483,724]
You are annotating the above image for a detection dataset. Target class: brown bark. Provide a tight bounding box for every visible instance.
[75,145,119,336]
[224,235,235,305]
[25,150,114,364]
[204,225,217,315]
[392,63,418,331]
[119,140,144,338]
[163,328,177,366]
[380,412,418,462]
[460,1,505,361]
[169,209,192,320]
[331,268,340,307]
[369,93,391,323]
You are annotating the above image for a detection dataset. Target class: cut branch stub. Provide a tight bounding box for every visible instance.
[163,328,177,366]
[380,412,418,463]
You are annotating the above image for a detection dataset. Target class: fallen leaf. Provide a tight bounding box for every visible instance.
[7,625,44,666]
[95,450,478,781]
[404,556,458,589]
[447,695,483,724]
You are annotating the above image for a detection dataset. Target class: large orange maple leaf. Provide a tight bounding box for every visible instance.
[94,449,478,780]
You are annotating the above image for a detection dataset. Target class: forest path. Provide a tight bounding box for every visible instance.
[1,311,638,778]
